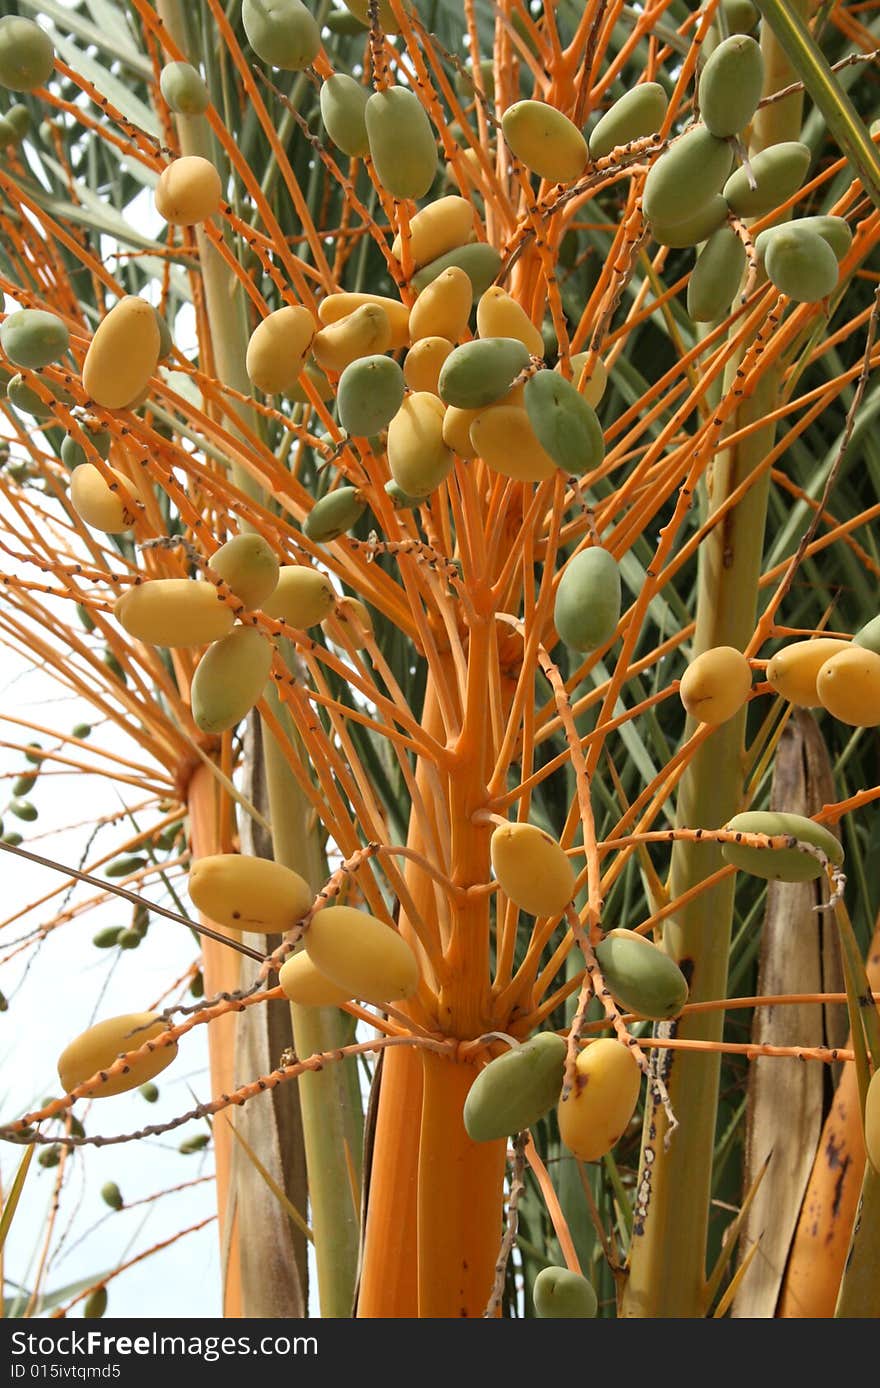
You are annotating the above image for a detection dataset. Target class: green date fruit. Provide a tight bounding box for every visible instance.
[722,141,810,217]
[595,929,689,1019]
[589,83,667,160]
[687,226,746,322]
[365,87,437,200]
[554,547,621,652]
[1,309,69,370]
[721,810,843,882]
[463,1033,567,1142]
[523,369,605,475]
[698,35,764,139]
[533,1267,598,1318]
[336,354,405,436]
[303,486,367,542]
[643,127,733,228]
[438,338,529,410]
[242,0,321,71]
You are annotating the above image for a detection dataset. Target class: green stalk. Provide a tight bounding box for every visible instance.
[754,0,880,210]
[261,679,364,1318]
[156,0,363,1317]
[622,14,808,1318]
[834,1163,880,1317]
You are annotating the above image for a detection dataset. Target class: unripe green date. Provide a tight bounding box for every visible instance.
[320,74,369,158]
[463,1033,567,1142]
[765,225,839,303]
[755,215,852,265]
[523,370,605,475]
[365,87,437,200]
[0,16,54,91]
[1,309,68,370]
[501,100,587,182]
[191,626,273,734]
[159,62,210,116]
[337,355,405,436]
[438,338,529,410]
[698,35,764,138]
[643,128,733,228]
[303,486,366,543]
[554,547,621,652]
[722,141,810,217]
[595,929,688,1019]
[687,226,746,322]
[410,243,502,301]
[242,0,321,71]
[589,83,667,160]
[722,810,843,881]
[533,1267,598,1318]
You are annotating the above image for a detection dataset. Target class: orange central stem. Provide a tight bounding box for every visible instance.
[187,761,243,1319]
[417,1050,507,1317]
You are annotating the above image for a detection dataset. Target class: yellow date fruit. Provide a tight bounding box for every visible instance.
[409,267,472,344]
[278,950,352,1007]
[765,637,849,708]
[469,403,556,482]
[263,566,335,628]
[209,533,280,610]
[557,1038,642,1162]
[188,853,313,933]
[305,905,420,1005]
[490,822,575,918]
[70,464,138,534]
[476,286,544,355]
[387,392,452,498]
[312,304,391,373]
[318,292,409,351]
[403,336,453,395]
[83,296,161,410]
[155,155,222,226]
[679,645,752,725]
[816,645,880,727]
[114,579,234,648]
[246,306,316,395]
[391,195,475,270]
[58,1013,177,1098]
